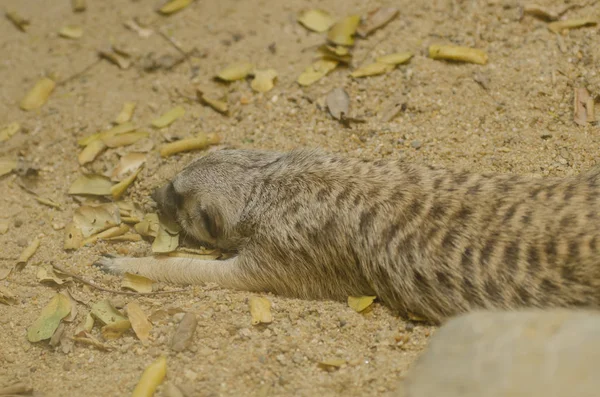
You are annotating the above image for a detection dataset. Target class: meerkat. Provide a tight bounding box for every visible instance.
[96,148,600,323]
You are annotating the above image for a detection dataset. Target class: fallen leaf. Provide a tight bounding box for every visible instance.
[248,296,272,325]
[73,203,121,237]
[0,267,11,280]
[357,7,399,37]
[297,59,339,86]
[16,237,40,270]
[72,0,86,12]
[160,133,221,157]
[72,331,112,351]
[68,174,113,196]
[429,45,488,65]
[49,322,66,347]
[75,312,94,334]
[548,18,597,33]
[134,213,160,238]
[6,10,29,32]
[158,0,192,15]
[101,319,132,340]
[376,52,413,65]
[318,358,346,371]
[59,25,83,39]
[0,122,20,142]
[37,264,72,286]
[20,77,56,111]
[350,62,394,78]
[171,312,197,352]
[0,158,17,177]
[110,167,142,200]
[122,273,154,293]
[523,4,559,21]
[327,15,360,46]
[348,295,376,312]
[297,9,335,33]
[251,69,278,93]
[574,87,594,126]
[91,299,128,325]
[111,153,147,180]
[81,224,130,246]
[151,106,185,128]
[198,92,229,114]
[63,222,84,249]
[0,286,18,305]
[0,219,8,234]
[115,102,136,124]
[78,122,137,146]
[216,62,254,81]
[318,45,352,63]
[152,215,180,253]
[124,19,153,38]
[131,356,167,397]
[27,293,72,342]
[326,87,350,120]
[105,233,142,242]
[126,301,153,342]
[78,139,106,165]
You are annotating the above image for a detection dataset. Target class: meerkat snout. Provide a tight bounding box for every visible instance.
[152,182,181,221]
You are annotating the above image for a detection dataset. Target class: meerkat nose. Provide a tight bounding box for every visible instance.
[152,183,171,213]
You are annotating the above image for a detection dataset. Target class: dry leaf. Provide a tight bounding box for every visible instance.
[248,296,272,325]
[59,25,83,39]
[318,45,352,63]
[0,286,18,305]
[548,18,597,33]
[126,301,152,342]
[134,213,160,238]
[34,196,61,209]
[20,77,55,111]
[72,331,112,351]
[0,158,17,177]
[158,0,192,15]
[151,106,185,128]
[429,45,488,65]
[357,7,399,37]
[37,264,72,286]
[297,59,339,86]
[91,299,128,325]
[216,62,254,81]
[251,69,278,93]
[376,52,413,65]
[16,237,40,270]
[81,224,130,246]
[27,293,72,342]
[78,122,136,146]
[348,295,376,312]
[171,312,197,352]
[574,87,594,126]
[318,358,346,371]
[0,219,8,234]
[297,9,335,32]
[122,273,154,293]
[152,215,181,253]
[73,203,121,237]
[0,122,20,143]
[78,139,106,165]
[131,356,167,397]
[68,174,113,195]
[327,15,360,46]
[523,4,559,21]
[6,10,29,32]
[124,19,153,37]
[99,49,131,69]
[160,133,221,157]
[115,102,136,124]
[105,233,142,242]
[198,92,228,114]
[326,87,350,120]
[101,319,131,340]
[350,62,394,78]
[111,153,147,180]
[103,130,149,147]
[110,167,142,200]
[75,312,94,334]
[72,0,86,12]
[64,222,84,250]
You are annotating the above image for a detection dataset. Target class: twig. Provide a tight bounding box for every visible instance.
[57,59,102,86]
[158,30,193,68]
[51,263,190,296]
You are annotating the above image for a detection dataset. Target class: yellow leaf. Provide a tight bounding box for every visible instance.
[159,133,221,157]
[59,25,83,39]
[122,273,154,293]
[16,237,40,268]
[151,106,185,128]
[158,0,192,15]
[78,139,106,165]
[132,356,167,397]
[78,122,136,146]
[318,358,346,370]
[20,77,56,111]
[91,300,127,325]
[72,0,86,12]
[103,131,149,148]
[216,62,254,81]
[134,213,160,238]
[0,158,17,177]
[68,174,113,196]
[251,69,278,93]
[0,122,20,142]
[249,296,272,325]
[27,293,72,342]
[348,295,376,312]
[0,286,18,305]
[115,102,136,124]
[80,224,129,247]
[327,15,360,46]
[297,59,339,86]
[198,94,228,114]
[111,153,147,180]
[101,319,131,340]
[376,52,413,65]
[63,222,83,250]
[428,45,488,65]
[350,62,394,78]
[548,18,597,33]
[126,301,153,342]
[73,203,121,237]
[297,9,335,33]
[110,167,142,200]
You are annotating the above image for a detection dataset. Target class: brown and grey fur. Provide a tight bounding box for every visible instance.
[97,148,600,323]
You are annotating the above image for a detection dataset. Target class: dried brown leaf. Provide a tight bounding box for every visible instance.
[429,45,488,65]
[326,88,350,120]
[126,301,152,342]
[249,296,272,325]
[158,0,193,15]
[297,9,335,33]
[216,62,254,81]
[20,77,55,111]
[327,15,360,46]
[357,7,399,37]
[171,312,197,352]
[68,174,113,196]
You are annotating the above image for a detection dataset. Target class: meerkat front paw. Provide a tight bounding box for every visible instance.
[93,254,126,275]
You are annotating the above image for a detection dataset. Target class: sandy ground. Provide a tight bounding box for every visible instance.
[1,0,599,396]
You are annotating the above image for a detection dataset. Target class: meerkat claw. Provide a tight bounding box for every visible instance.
[93,254,123,275]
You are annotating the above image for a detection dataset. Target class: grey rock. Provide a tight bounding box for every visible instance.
[400,309,600,397]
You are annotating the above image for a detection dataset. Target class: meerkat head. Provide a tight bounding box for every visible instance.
[152,149,283,250]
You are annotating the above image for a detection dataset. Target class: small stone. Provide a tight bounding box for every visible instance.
[410,140,422,149]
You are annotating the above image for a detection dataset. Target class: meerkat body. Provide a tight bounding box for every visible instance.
[98,149,600,323]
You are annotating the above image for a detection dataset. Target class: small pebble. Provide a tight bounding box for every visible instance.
[411,140,422,149]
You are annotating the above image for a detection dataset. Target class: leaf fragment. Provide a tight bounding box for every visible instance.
[131,356,167,397]
[6,10,29,32]
[251,69,278,93]
[91,299,127,325]
[64,222,84,249]
[99,49,131,69]
[523,4,559,21]
[16,237,40,270]
[297,59,339,86]
[0,158,17,177]
[248,296,272,325]
[111,153,147,180]
[20,77,56,111]
[152,215,180,253]
[357,7,399,37]
[158,0,192,15]
[73,203,121,237]
[103,130,149,147]
[110,167,142,200]
[350,62,394,78]
[548,18,597,33]
[376,52,413,65]
[326,87,350,120]
[0,285,18,305]
[68,174,113,196]
[151,106,185,128]
[72,331,112,351]
[318,45,352,63]
[78,139,106,165]
[0,122,20,142]
[134,213,160,238]
[78,121,136,146]
[37,264,72,286]
[115,102,136,124]
[126,301,152,342]
[122,273,154,293]
[327,15,360,46]
[348,295,376,312]
[198,92,229,114]
[72,0,86,12]
[81,224,130,246]
[297,9,335,33]
[160,133,221,157]
[27,293,72,342]
[59,25,83,39]
[216,62,254,81]
[318,358,346,370]
[429,45,488,65]
[171,312,197,352]
[574,87,595,126]
[101,319,131,340]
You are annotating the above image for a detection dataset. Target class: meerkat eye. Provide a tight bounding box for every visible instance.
[198,207,218,238]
